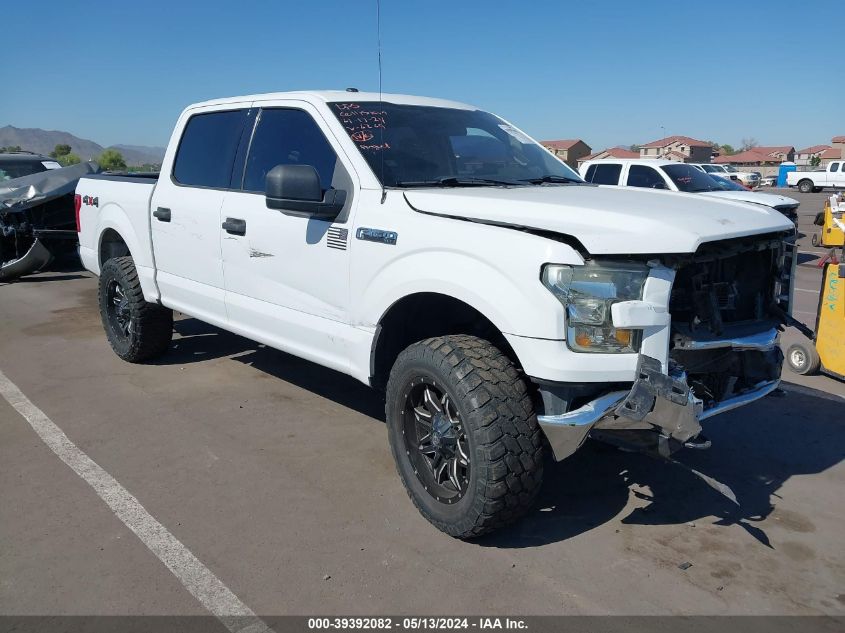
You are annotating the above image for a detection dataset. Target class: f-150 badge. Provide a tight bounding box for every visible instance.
[356,228,397,245]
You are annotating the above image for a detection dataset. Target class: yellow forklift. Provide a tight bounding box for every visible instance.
[787,194,845,378]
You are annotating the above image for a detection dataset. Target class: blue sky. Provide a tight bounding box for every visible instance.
[2,1,841,151]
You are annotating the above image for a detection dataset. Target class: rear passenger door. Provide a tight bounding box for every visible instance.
[829,162,844,187]
[583,162,623,185]
[151,106,252,324]
[625,165,670,190]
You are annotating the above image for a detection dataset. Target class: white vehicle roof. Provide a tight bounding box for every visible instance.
[578,158,798,208]
[186,90,476,112]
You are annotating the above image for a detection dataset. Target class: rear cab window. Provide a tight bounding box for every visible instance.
[172,109,249,188]
[584,163,622,185]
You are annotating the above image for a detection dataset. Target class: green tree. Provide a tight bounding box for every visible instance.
[50,144,73,159]
[97,149,127,171]
[809,155,821,167]
[1,145,22,153]
[57,153,81,166]
[719,144,735,156]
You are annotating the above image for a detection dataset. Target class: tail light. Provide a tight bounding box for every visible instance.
[74,194,82,232]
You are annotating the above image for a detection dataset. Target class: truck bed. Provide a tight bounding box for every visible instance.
[75,172,160,301]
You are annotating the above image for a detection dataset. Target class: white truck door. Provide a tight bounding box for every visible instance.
[150,107,253,324]
[830,162,845,187]
[219,103,356,362]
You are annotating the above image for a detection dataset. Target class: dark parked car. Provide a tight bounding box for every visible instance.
[1,154,100,281]
[0,151,62,180]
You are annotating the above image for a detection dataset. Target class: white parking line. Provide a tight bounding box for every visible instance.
[0,368,272,633]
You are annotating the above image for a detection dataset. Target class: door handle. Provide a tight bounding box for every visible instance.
[222,217,246,236]
[153,207,171,222]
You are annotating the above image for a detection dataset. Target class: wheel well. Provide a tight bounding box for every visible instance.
[99,229,130,267]
[370,292,520,390]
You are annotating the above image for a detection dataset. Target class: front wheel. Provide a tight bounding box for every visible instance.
[99,256,173,362]
[386,335,544,539]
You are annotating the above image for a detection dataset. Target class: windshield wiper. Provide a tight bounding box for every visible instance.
[394,176,523,188]
[521,174,582,185]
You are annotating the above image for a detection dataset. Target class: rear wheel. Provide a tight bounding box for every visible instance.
[386,335,544,539]
[786,342,821,375]
[811,233,820,247]
[798,179,814,194]
[99,256,173,362]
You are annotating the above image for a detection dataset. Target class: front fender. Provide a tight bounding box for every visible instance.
[357,246,572,340]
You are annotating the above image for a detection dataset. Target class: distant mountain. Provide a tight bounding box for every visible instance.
[111,144,166,165]
[0,126,164,166]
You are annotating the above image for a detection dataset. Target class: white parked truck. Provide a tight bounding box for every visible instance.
[76,91,795,538]
[787,161,845,193]
[579,158,800,221]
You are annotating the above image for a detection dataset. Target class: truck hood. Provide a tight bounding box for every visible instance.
[701,190,799,208]
[403,185,794,255]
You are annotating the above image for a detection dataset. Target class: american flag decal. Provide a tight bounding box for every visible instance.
[326,226,349,250]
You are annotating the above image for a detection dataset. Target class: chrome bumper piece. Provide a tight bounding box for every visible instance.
[538,354,781,461]
[673,327,779,352]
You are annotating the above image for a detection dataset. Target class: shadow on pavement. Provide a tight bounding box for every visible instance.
[153,319,845,549]
[480,386,844,548]
[158,318,386,421]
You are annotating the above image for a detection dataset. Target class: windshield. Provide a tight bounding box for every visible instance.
[709,175,748,191]
[0,159,49,181]
[701,164,723,173]
[722,165,739,173]
[661,164,721,192]
[328,101,582,187]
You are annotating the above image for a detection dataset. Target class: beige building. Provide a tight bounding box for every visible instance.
[577,146,638,167]
[541,139,592,169]
[638,135,713,163]
[795,145,831,166]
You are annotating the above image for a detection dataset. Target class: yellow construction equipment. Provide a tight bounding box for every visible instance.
[810,193,845,248]
[787,194,845,379]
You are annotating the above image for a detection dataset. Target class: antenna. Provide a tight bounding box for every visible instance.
[377,0,386,203]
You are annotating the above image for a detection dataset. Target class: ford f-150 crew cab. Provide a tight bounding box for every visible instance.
[787,161,845,193]
[76,91,795,538]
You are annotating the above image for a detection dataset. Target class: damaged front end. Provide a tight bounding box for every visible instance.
[0,161,99,281]
[538,232,794,461]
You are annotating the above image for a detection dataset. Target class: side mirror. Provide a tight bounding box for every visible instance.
[265,164,346,219]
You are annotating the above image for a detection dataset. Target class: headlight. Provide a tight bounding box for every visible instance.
[542,261,649,353]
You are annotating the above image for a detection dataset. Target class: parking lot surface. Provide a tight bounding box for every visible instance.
[1,188,843,618]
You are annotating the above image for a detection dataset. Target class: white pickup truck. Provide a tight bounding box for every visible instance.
[787,160,845,193]
[76,91,795,538]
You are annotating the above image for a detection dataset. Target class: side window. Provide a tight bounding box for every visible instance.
[831,162,840,172]
[584,165,597,182]
[173,110,247,188]
[587,163,622,185]
[627,165,666,189]
[242,108,338,193]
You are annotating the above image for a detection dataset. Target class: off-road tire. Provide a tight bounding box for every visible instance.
[811,233,819,247]
[385,335,544,539]
[99,256,173,362]
[797,179,814,194]
[786,342,821,376]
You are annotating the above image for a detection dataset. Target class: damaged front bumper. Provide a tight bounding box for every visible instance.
[537,339,782,461]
